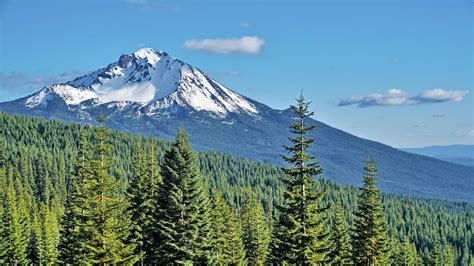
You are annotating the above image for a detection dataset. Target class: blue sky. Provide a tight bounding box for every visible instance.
[0,0,472,148]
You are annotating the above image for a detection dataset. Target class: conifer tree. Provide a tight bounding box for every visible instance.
[0,165,30,264]
[444,243,455,265]
[38,202,60,264]
[272,94,331,264]
[227,208,246,265]
[154,128,211,264]
[211,192,245,265]
[80,115,138,264]
[428,236,442,265]
[392,238,421,265]
[58,129,90,263]
[329,204,352,265]
[128,141,162,263]
[351,159,390,265]
[242,192,271,265]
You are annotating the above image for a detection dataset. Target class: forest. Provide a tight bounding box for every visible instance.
[0,96,472,265]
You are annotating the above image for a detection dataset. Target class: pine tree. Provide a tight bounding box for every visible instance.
[80,115,138,264]
[272,94,331,264]
[241,192,271,265]
[351,158,390,265]
[38,202,60,264]
[444,243,455,266]
[58,129,90,263]
[211,192,245,265]
[154,128,212,264]
[329,204,352,265]
[0,165,30,264]
[428,236,442,265]
[392,238,421,265]
[128,141,162,263]
[227,209,246,265]
[211,192,230,264]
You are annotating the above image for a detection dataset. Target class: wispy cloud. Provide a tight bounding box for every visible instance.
[0,70,89,92]
[184,36,265,54]
[413,88,468,103]
[338,88,469,108]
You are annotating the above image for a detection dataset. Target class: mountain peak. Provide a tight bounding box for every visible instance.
[17,48,258,117]
[132,47,167,65]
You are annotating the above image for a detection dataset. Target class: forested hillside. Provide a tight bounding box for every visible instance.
[0,111,472,264]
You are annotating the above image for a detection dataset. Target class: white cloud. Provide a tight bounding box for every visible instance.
[338,88,415,107]
[338,88,469,108]
[415,88,469,103]
[184,36,265,54]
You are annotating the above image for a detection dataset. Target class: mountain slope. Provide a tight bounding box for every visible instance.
[0,48,472,202]
[402,145,474,167]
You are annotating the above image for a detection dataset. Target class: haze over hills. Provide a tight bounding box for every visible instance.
[0,48,472,202]
[402,145,474,167]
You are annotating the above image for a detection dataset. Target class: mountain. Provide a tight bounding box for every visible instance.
[1,48,473,202]
[402,145,474,167]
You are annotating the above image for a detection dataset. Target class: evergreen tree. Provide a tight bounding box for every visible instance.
[392,238,421,265]
[242,192,271,265]
[154,128,212,264]
[227,208,246,265]
[0,166,30,264]
[428,236,442,265]
[329,204,352,265]
[351,158,390,265]
[80,115,138,264]
[272,94,331,264]
[444,243,455,266]
[38,202,60,264]
[58,129,90,263]
[210,192,245,265]
[128,141,162,263]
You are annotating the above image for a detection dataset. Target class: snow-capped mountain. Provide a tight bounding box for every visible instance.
[1,48,473,202]
[23,48,257,118]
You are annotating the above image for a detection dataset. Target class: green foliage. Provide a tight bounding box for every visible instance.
[351,159,390,264]
[273,94,331,264]
[128,140,162,263]
[241,191,271,265]
[81,116,138,264]
[0,112,473,264]
[0,165,30,264]
[154,129,212,264]
[211,192,245,265]
[58,130,90,263]
[329,204,352,265]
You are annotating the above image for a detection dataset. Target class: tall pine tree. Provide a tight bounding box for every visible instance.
[210,192,245,265]
[154,128,212,264]
[271,94,331,264]
[80,115,138,264]
[0,165,30,264]
[329,204,352,265]
[58,129,90,263]
[241,192,271,265]
[128,140,162,264]
[351,158,390,265]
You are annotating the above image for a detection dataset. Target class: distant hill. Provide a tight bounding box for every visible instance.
[402,145,474,167]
